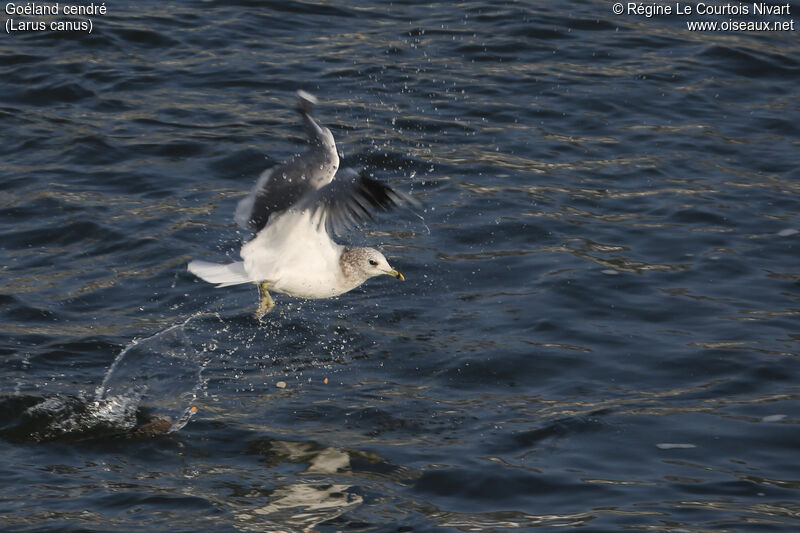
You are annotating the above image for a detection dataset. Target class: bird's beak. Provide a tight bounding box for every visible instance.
[385,269,405,281]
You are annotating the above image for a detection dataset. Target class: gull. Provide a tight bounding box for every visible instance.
[188,91,414,317]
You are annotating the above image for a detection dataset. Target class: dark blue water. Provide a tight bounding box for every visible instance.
[2,1,800,531]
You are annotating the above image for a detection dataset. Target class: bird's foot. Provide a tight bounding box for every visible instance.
[255,281,275,319]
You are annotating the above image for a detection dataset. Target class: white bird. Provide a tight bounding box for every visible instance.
[188,91,414,317]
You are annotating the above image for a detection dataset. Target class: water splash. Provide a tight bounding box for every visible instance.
[95,313,216,433]
[1,314,217,442]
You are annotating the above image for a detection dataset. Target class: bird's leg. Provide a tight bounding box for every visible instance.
[256,281,275,319]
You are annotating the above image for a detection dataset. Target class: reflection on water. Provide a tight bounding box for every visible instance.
[236,483,362,533]
[234,439,417,532]
[413,507,604,530]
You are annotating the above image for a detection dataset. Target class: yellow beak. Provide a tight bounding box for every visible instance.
[385,269,405,281]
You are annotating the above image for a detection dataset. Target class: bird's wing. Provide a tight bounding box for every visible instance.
[235,166,319,232]
[235,90,339,232]
[294,167,418,235]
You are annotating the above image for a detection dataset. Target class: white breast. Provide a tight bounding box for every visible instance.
[240,210,347,299]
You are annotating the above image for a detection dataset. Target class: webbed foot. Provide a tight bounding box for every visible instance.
[256,281,275,319]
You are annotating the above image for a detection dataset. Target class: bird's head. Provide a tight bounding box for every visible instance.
[362,248,404,281]
[340,247,404,287]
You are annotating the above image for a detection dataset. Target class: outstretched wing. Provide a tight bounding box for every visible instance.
[295,167,418,235]
[235,166,319,232]
[235,90,339,232]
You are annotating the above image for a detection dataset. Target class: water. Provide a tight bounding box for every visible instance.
[94,314,208,433]
[1,1,799,531]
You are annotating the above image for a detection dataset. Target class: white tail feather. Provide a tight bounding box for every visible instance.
[188,260,251,287]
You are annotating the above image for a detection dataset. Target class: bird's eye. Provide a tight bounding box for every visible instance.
[368,259,378,266]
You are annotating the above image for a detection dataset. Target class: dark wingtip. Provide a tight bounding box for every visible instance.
[358,174,406,212]
[313,168,422,235]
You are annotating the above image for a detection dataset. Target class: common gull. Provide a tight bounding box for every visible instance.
[188,91,415,317]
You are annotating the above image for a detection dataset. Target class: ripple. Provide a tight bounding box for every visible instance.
[2,1,800,530]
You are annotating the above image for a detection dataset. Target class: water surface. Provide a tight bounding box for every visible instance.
[1,1,799,531]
